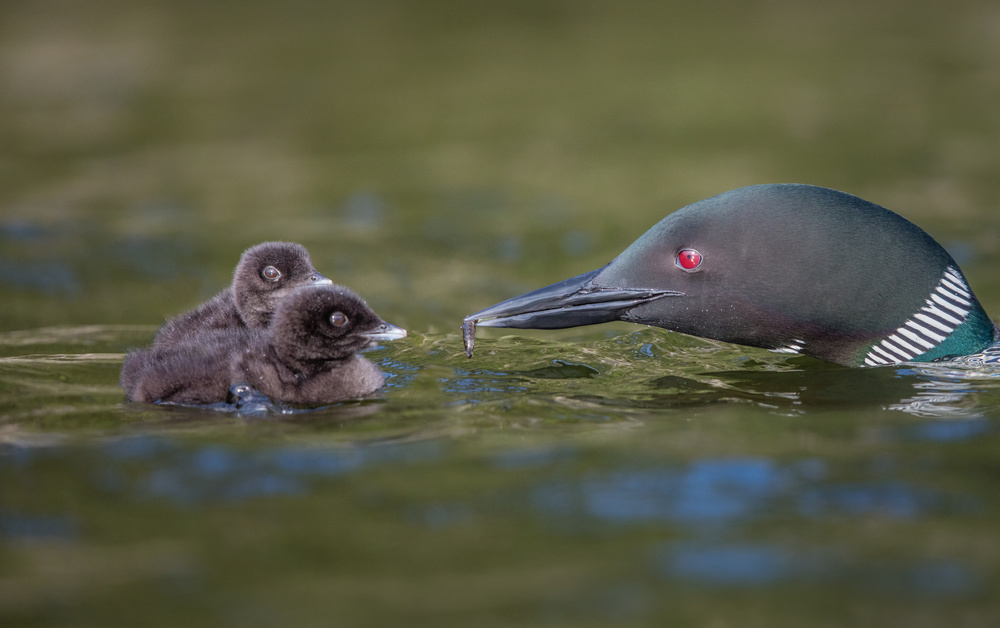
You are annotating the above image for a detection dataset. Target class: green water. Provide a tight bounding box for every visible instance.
[3,1,1000,625]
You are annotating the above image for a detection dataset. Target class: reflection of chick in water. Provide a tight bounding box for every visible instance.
[122,285,405,405]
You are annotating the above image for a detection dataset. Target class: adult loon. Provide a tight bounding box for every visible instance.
[464,184,999,367]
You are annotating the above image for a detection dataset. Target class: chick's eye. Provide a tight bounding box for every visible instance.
[675,248,703,271]
[329,312,349,327]
[262,266,281,281]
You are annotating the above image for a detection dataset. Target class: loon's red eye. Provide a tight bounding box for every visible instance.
[676,248,703,271]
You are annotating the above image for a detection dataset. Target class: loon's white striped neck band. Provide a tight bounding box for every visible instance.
[864,266,972,366]
[772,339,806,355]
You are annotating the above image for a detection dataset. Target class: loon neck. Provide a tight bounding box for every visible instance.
[863,266,996,366]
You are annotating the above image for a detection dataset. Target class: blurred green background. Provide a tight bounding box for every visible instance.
[3,0,1000,333]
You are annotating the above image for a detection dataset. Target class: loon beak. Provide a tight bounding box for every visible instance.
[465,268,682,330]
[311,272,335,286]
[361,322,407,341]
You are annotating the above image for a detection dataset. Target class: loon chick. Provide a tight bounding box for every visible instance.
[463,184,999,367]
[121,328,251,404]
[233,285,406,404]
[152,241,332,349]
[122,285,406,404]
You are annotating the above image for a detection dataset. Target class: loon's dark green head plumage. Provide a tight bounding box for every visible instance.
[465,184,999,367]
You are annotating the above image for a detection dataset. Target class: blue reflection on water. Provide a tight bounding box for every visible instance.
[100,434,175,459]
[908,417,991,442]
[0,511,77,541]
[797,482,936,518]
[125,440,438,504]
[533,458,796,526]
[655,542,797,586]
[893,560,979,596]
[444,369,532,397]
[580,458,789,524]
[415,503,476,529]
[532,457,956,527]
[0,217,202,298]
[269,447,366,475]
[1,439,968,526]
[0,220,49,242]
[144,465,306,505]
[654,542,979,595]
[0,258,80,295]
[492,446,573,470]
[0,437,443,507]
[0,439,984,597]
[116,235,198,280]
